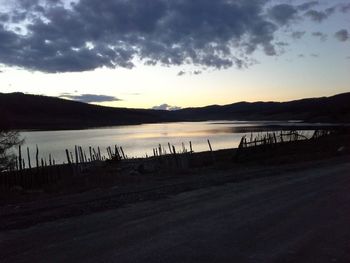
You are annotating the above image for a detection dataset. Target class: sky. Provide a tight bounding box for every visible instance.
[0,0,349,109]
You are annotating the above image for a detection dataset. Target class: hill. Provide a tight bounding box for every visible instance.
[0,93,171,130]
[173,92,350,122]
[1,92,349,130]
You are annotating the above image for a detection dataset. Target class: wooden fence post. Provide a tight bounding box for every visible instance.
[120,147,126,159]
[35,145,39,170]
[172,145,178,167]
[168,143,172,154]
[98,147,101,160]
[18,145,23,171]
[75,146,79,164]
[89,146,93,161]
[65,149,71,164]
[27,147,32,169]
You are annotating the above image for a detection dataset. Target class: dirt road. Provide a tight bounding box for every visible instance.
[1,157,350,262]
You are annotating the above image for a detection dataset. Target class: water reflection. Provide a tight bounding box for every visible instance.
[19,121,325,165]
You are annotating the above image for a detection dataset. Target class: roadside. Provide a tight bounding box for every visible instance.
[1,155,350,262]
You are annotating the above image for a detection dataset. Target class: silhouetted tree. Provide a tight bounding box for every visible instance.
[0,130,23,171]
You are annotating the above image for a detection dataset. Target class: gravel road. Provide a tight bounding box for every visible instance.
[1,157,350,262]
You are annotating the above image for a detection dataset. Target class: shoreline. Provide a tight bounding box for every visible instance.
[1,131,349,231]
[6,120,350,132]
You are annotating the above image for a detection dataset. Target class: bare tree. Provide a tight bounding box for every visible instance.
[0,130,23,172]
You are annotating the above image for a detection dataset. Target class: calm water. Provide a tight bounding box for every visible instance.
[19,121,316,165]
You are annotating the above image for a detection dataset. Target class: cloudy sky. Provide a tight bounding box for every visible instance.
[0,0,349,109]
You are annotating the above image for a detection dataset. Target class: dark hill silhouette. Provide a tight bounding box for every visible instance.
[0,93,171,130]
[173,92,350,122]
[1,92,349,130]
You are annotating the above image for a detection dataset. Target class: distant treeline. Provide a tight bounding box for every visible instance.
[1,92,350,130]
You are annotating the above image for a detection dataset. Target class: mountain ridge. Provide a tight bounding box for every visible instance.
[1,92,349,130]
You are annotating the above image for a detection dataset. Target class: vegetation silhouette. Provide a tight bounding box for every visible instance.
[0,130,23,171]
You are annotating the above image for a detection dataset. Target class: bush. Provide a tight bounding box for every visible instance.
[0,130,23,171]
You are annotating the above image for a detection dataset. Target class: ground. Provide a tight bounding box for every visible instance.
[1,155,350,262]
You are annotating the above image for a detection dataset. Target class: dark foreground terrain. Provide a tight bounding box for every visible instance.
[1,131,350,262]
[0,155,350,262]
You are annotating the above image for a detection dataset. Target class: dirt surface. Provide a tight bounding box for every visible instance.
[1,155,350,262]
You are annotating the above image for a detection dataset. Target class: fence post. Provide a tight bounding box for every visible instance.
[36,145,39,168]
[207,139,213,152]
[18,145,23,171]
[65,149,71,165]
[120,147,126,159]
[168,143,172,154]
[27,147,32,169]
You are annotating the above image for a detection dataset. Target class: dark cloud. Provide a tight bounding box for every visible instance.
[0,0,341,73]
[305,10,329,22]
[291,31,306,40]
[59,93,122,103]
[335,29,349,42]
[0,0,289,72]
[268,4,298,25]
[0,13,10,22]
[151,104,181,111]
[311,31,327,41]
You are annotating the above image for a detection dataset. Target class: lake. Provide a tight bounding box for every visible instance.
[19,120,321,166]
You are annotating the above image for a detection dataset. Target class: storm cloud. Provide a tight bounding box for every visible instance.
[0,0,340,73]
